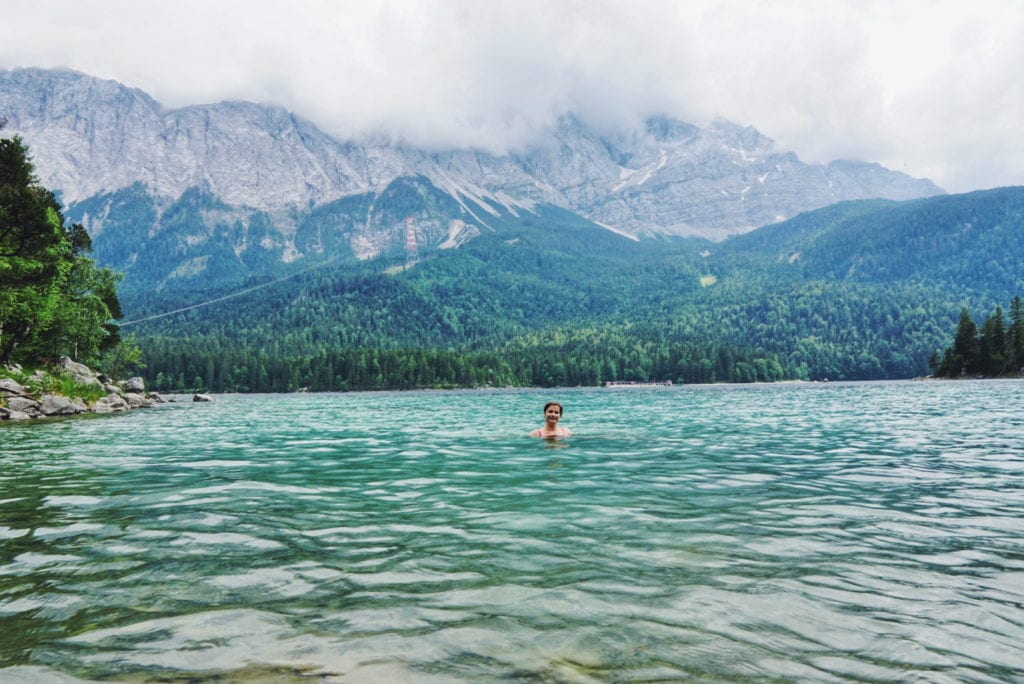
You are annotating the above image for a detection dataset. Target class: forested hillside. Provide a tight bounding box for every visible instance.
[117,187,1024,392]
[717,187,1024,294]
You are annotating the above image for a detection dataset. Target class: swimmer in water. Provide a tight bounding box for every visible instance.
[530,401,572,438]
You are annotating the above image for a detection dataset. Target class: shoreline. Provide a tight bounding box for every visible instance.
[1,357,166,422]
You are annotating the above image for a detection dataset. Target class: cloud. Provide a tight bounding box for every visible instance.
[1,0,1022,192]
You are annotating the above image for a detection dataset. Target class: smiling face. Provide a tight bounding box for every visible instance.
[544,402,563,425]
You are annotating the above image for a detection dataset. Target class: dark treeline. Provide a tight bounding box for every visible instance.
[126,239,966,392]
[931,296,1024,378]
[142,333,798,393]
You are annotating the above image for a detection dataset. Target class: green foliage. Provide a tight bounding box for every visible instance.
[137,334,797,393]
[37,372,108,404]
[0,134,123,366]
[719,188,1024,294]
[98,332,145,380]
[933,297,1024,378]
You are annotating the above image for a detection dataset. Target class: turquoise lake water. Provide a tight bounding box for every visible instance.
[1,381,1023,682]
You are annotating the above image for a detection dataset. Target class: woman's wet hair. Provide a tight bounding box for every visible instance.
[543,402,563,415]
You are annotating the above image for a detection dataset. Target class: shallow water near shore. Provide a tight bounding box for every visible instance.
[2,380,1023,681]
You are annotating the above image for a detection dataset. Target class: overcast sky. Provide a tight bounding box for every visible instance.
[2,0,1022,193]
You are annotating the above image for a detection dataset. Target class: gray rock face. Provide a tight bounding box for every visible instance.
[1,67,944,242]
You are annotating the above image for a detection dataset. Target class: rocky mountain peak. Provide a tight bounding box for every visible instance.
[1,67,944,241]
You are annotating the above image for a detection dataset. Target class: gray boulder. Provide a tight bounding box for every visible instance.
[0,407,33,421]
[1,377,28,396]
[92,393,130,413]
[123,392,154,408]
[7,396,40,413]
[124,376,146,393]
[39,394,88,416]
[57,356,102,388]
[193,393,213,402]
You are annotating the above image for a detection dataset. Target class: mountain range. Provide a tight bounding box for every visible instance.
[2,66,940,251]
[4,66,1021,389]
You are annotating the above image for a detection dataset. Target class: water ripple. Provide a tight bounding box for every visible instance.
[1,381,1023,681]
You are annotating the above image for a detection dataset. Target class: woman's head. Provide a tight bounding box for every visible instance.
[543,401,563,417]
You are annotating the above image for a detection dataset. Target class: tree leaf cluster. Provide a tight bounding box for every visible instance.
[0,134,122,366]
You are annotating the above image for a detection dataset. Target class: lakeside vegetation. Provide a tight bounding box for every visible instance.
[0,128,136,396]
[0,364,108,405]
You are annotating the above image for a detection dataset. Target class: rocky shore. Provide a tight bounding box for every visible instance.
[0,356,165,421]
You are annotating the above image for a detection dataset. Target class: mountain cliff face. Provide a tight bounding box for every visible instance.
[2,67,942,246]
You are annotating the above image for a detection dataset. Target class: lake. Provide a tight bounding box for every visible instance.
[1,381,1023,682]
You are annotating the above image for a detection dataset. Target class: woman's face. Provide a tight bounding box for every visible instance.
[545,404,562,423]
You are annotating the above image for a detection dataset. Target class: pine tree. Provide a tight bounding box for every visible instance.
[978,306,1008,376]
[941,307,979,376]
[1009,296,1024,374]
